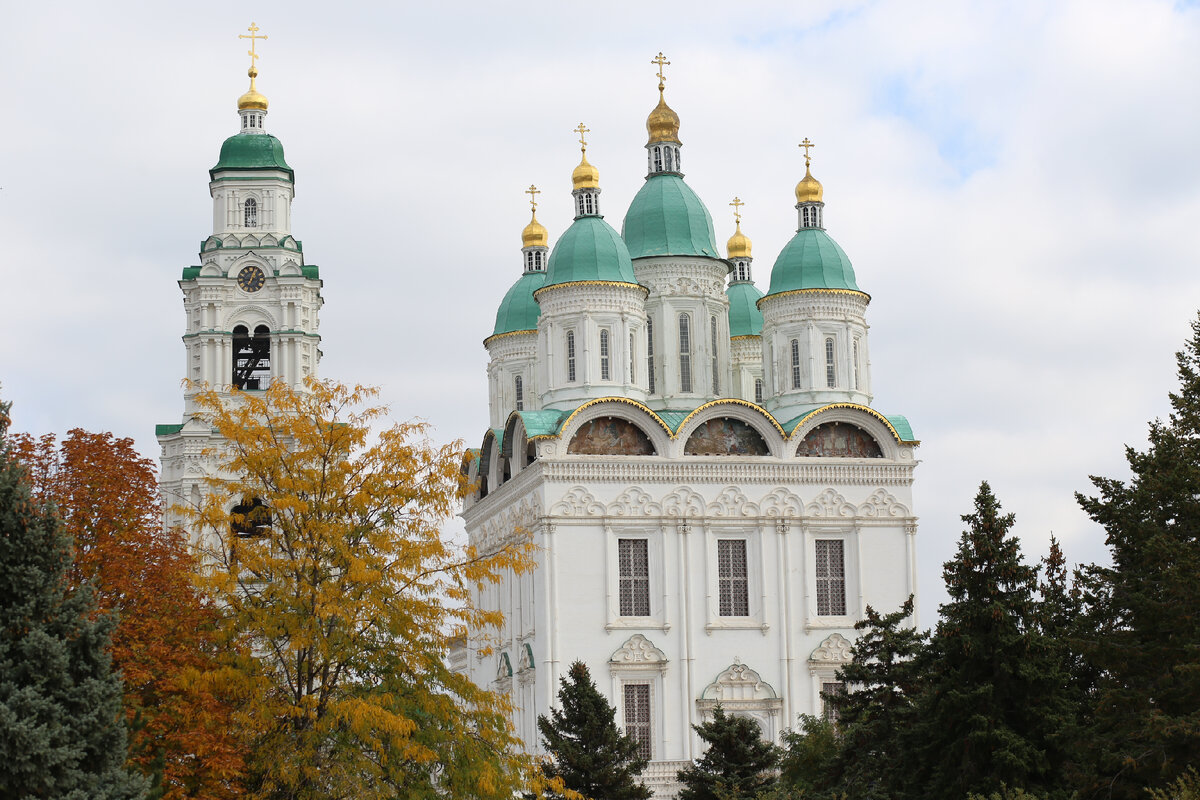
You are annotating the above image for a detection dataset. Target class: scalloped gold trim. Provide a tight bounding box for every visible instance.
[483,329,536,347]
[674,398,787,439]
[756,287,871,309]
[554,396,674,440]
[788,403,916,445]
[730,334,761,342]
[533,280,649,301]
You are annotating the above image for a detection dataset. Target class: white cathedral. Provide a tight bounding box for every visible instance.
[156,39,919,800]
[459,60,920,797]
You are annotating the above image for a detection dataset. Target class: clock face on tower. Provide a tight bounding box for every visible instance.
[237,265,266,292]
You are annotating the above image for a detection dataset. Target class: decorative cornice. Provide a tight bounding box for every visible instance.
[483,329,536,348]
[791,403,918,445]
[674,398,785,439]
[757,287,871,308]
[533,280,649,301]
[553,396,674,439]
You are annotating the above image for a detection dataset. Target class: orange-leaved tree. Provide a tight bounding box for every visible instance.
[189,378,538,800]
[11,428,245,799]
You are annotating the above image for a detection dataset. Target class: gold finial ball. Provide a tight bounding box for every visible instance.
[646,93,681,145]
[727,222,752,259]
[237,65,269,111]
[795,165,823,204]
[522,214,549,248]
[572,152,600,190]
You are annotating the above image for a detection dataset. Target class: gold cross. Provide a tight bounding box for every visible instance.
[239,22,268,68]
[651,52,670,88]
[799,138,815,166]
[729,196,744,224]
[574,122,590,150]
[525,184,540,211]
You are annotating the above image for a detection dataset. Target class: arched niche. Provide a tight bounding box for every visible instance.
[567,416,656,456]
[795,421,883,458]
[683,417,770,456]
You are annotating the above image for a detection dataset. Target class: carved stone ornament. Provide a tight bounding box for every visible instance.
[697,658,783,716]
[805,487,857,517]
[609,634,668,673]
[809,633,853,664]
[609,486,662,517]
[550,485,604,517]
[857,488,910,518]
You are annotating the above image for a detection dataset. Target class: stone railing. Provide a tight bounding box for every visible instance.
[641,759,690,799]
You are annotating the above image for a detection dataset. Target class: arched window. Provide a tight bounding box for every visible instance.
[244,198,258,228]
[710,315,720,395]
[525,251,534,271]
[233,324,271,390]
[679,314,693,393]
[600,330,611,380]
[790,339,801,390]
[231,496,271,537]
[566,330,577,382]
[646,318,656,394]
[825,337,836,388]
[514,375,524,411]
[653,146,663,173]
[664,146,674,171]
[242,115,249,129]
[754,378,764,404]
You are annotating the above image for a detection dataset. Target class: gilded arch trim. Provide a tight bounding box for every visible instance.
[788,404,916,445]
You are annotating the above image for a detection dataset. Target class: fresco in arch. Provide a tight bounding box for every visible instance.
[684,418,770,456]
[796,422,883,458]
[567,417,656,455]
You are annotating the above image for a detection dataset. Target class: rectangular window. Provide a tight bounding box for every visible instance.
[624,683,653,760]
[600,330,611,380]
[618,539,650,617]
[679,314,692,393]
[566,331,577,382]
[821,681,846,722]
[514,375,524,411]
[825,338,836,388]
[815,539,846,616]
[852,339,860,390]
[711,316,720,395]
[754,378,763,405]
[630,332,636,384]
[791,339,802,389]
[647,319,656,393]
[717,539,749,617]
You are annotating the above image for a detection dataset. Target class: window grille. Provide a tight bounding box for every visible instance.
[679,314,692,393]
[653,146,663,172]
[791,339,801,389]
[600,330,611,380]
[853,340,860,389]
[514,376,524,411]
[825,338,836,388]
[647,318,656,393]
[232,324,270,390]
[664,146,674,171]
[244,198,258,228]
[618,539,650,616]
[815,540,846,616]
[822,681,846,722]
[711,316,720,395]
[754,378,763,404]
[566,331,576,382]
[624,683,653,760]
[717,539,749,616]
[630,332,636,383]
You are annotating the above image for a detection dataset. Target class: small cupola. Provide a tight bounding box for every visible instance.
[521,184,550,273]
[236,23,270,134]
[645,52,683,177]
[727,196,754,282]
[571,123,602,218]
[795,138,825,230]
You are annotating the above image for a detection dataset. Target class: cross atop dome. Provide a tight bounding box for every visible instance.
[651,51,671,91]
[236,22,270,119]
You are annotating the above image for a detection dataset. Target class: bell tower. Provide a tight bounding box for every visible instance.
[157,24,324,542]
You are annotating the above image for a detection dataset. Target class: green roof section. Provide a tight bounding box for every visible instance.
[301,265,320,280]
[765,228,862,296]
[515,410,569,438]
[655,409,695,433]
[211,133,294,181]
[727,282,765,337]
[181,267,201,281]
[493,271,548,336]
[885,414,916,442]
[543,216,637,288]
[621,174,720,259]
[155,424,183,437]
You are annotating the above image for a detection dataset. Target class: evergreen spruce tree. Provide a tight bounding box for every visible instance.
[774,714,842,800]
[0,396,146,799]
[677,705,779,800]
[537,660,652,800]
[906,482,1072,800]
[1075,315,1200,798]
[827,597,926,799]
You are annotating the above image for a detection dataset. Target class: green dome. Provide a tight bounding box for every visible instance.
[543,216,637,288]
[765,228,862,296]
[492,271,547,336]
[727,281,765,337]
[622,174,720,259]
[211,133,293,180]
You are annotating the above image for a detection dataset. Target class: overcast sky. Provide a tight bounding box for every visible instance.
[3,0,1199,620]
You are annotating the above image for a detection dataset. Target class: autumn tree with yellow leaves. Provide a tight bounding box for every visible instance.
[188,378,538,800]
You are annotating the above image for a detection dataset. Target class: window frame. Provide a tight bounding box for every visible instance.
[600,329,611,381]
[617,538,651,617]
[679,313,693,393]
[790,338,802,390]
[622,682,654,760]
[825,337,836,388]
[566,330,577,383]
[716,538,750,617]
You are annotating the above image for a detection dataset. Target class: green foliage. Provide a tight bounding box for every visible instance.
[776,715,842,800]
[965,787,1049,800]
[677,705,780,800]
[1147,767,1200,800]
[906,482,1072,799]
[0,401,147,799]
[1076,315,1200,799]
[537,660,651,800]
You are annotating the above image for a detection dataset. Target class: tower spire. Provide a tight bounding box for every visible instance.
[571,123,602,217]
[795,137,825,229]
[236,22,270,132]
[645,51,682,175]
[727,196,753,279]
[521,184,549,269]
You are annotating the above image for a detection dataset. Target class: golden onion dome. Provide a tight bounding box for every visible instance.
[572,151,600,190]
[522,211,548,248]
[727,220,752,259]
[237,66,269,111]
[795,165,824,204]
[646,89,681,144]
